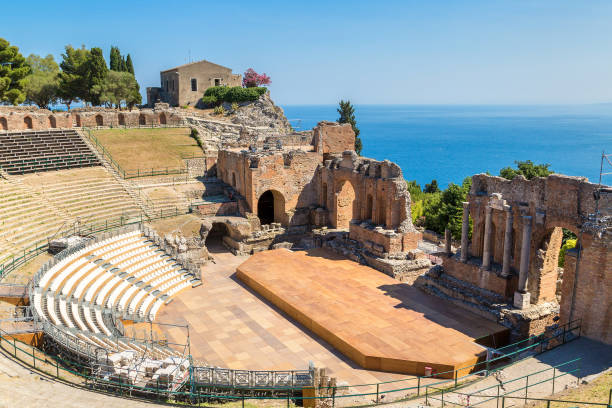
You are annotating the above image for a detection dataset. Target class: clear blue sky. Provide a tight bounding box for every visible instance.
[3,0,612,105]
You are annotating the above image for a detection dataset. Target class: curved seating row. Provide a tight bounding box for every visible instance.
[33,230,200,366]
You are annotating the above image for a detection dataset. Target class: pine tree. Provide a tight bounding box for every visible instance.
[109,46,121,71]
[0,38,30,105]
[87,47,108,105]
[125,54,134,75]
[337,99,362,155]
[58,45,90,108]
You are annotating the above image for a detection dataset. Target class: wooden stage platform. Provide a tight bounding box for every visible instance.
[237,248,508,378]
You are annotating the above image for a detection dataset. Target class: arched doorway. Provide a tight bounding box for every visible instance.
[139,114,146,125]
[95,114,103,126]
[118,113,126,126]
[205,222,230,253]
[335,180,356,229]
[75,114,82,127]
[257,190,285,225]
[231,173,236,187]
[23,116,33,129]
[159,112,167,125]
[0,117,7,131]
[48,115,56,128]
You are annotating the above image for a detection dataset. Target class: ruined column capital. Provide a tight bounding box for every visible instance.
[462,201,470,209]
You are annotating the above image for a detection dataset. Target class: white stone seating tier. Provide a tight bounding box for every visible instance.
[46,295,61,326]
[95,308,112,336]
[71,301,88,331]
[59,298,74,328]
[81,305,100,334]
[149,300,163,321]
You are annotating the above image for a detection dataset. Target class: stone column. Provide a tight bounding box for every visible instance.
[501,205,513,277]
[460,202,470,262]
[482,205,493,270]
[514,215,533,309]
[444,228,452,255]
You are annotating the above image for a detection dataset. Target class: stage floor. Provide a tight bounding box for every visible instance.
[237,248,507,377]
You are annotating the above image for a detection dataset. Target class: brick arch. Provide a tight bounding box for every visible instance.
[257,189,286,226]
[139,113,146,125]
[23,116,33,129]
[118,113,126,126]
[95,114,103,126]
[0,116,7,131]
[334,179,357,229]
[159,112,167,125]
[48,115,57,128]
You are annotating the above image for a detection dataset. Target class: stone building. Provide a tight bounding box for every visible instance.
[146,60,242,107]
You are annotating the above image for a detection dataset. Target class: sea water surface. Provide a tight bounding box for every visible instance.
[281,104,612,189]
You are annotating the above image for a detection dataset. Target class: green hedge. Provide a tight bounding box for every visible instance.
[201,86,267,106]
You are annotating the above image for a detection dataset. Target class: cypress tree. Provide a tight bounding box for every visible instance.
[87,47,108,105]
[109,46,121,71]
[126,54,135,75]
[337,100,362,155]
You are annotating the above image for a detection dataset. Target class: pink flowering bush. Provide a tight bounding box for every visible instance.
[242,68,271,88]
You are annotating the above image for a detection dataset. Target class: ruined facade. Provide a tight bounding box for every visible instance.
[425,173,611,344]
[214,121,423,274]
[147,60,242,107]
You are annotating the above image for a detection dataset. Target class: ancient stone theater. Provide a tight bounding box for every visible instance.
[0,97,609,406]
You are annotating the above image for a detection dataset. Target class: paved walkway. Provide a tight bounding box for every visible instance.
[157,245,410,385]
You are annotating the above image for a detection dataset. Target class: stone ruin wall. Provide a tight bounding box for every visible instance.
[448,173,611,343]
[0,105,183,131]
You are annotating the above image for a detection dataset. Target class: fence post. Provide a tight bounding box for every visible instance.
[33,347,35,368]
[501,396,505,408]
[56,360,59,377]
[525,375,529,404]
[425,386,428,405]
[417,376,421,396]
[496,385,500,408]
[376,383,379,404]
[14,338,17,357]
[552,367,556,394]
[608,388,611,408]
[441,388,444,407]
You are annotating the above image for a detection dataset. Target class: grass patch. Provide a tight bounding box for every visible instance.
[528,370,612,407]
[92,128,203,171]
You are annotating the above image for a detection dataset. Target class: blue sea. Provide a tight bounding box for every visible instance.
[281,104,612,189]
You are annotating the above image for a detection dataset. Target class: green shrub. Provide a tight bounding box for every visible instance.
[202,86,266,105]
[213,105,226,115]
[201,95,217,106]
[189,128,203,149]
[231,102,239,111]
[558,239,577,267]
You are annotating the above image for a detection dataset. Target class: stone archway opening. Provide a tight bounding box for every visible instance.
[0,117,7,131]
[205,222,230,253]
[366,194,373,221]
[139,114,146,125]
[95,114,103,126]
[118,113,126,126]
[257,190,285,226]
[48,115,56,128]
[23,116,33,129]
[75,114,82,127]
[336,180,356,229]
[159,112,167,125]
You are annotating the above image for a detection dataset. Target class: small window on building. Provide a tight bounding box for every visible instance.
[214,78,221,87]
[191,78,197,92]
